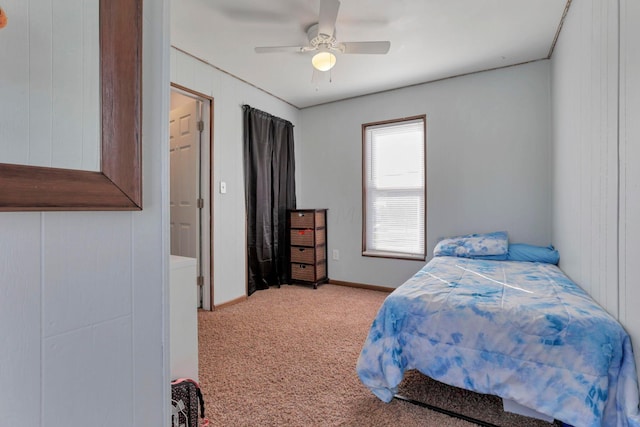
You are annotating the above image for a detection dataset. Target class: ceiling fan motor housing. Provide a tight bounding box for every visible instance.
[307,23,341,52]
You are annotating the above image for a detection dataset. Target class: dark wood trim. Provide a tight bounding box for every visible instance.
[423,115,428,263]
[0,0,142,211]
[0,164,136,211]
[209,98,215,310]
[170,83,215,310]
[362,252,427,262]
[361,114,427,260]
[362,114,427,129]
[547,0,573,59]
[245,212,249,298]
[328,280,394,293]
[362,125,366,257]
[170,83,213,102]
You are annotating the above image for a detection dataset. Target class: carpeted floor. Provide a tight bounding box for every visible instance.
[198,284,561,426]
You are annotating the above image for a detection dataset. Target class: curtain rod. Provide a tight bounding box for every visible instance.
[242,104,294,128]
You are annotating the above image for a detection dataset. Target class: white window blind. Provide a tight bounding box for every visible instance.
[363,117,425,259]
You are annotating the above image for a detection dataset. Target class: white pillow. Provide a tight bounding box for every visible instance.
[433,231,509,258]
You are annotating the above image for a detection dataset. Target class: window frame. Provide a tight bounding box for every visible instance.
[361,115,427,261]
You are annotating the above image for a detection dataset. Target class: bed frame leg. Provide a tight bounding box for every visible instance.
[393,394,501,427]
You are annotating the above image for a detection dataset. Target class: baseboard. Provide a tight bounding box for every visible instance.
[328,279,394,293]
[213,282,392,309]
[213,295,247,310]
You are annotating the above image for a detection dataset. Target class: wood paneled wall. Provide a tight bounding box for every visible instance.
[619,0,640,374]
[0,0,99,171]
[0,1,170,425]
[552,0,640,378]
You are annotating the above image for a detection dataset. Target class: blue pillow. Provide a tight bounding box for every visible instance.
[434,231,509,258]
[507,243,559,264]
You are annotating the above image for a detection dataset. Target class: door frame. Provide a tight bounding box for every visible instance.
[170,82,214,310]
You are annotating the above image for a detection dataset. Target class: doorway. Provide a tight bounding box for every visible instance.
[169,84,214,310]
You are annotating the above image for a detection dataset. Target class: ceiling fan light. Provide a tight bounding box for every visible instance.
[312,51,336,71]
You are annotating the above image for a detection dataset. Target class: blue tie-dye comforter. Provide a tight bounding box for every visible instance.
[356,257,640,426]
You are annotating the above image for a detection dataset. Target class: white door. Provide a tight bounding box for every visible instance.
[169,100,199,259]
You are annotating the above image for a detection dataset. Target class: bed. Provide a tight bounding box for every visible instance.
[356,232,640,427]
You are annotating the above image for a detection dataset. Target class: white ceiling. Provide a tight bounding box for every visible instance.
[171,0,569,109]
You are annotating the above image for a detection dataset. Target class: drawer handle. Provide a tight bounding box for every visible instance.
[298,248,305,252]
[299,264,306,269]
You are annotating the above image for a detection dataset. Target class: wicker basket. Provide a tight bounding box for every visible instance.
[291,263,316,282]
[290,247,316,264]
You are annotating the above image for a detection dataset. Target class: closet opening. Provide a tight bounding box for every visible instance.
[169,84,214,310]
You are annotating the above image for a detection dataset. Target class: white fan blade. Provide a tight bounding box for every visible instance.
[339,41,391,54]
[318,0,340,37]
[255,46,305,53]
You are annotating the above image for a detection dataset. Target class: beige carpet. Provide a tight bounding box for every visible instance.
[198,284,561,426]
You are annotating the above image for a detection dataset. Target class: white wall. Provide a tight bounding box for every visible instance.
[170,47,301,306]
[619,0,640,380]
[551,0,620,316]
[0,0,100,171]
[551,0,640,377]
[299,61,552,287]
[0,1,171,426]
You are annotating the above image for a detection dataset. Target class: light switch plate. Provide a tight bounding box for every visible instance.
[220,181,227,194]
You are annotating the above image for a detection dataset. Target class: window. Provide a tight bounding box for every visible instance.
[362,115,426,260]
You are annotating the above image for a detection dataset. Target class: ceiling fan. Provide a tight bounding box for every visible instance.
[254,0,391,73]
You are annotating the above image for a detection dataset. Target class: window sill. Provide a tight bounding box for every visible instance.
[362,251,426,261]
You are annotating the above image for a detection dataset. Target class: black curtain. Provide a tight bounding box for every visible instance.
[243,105,296,295]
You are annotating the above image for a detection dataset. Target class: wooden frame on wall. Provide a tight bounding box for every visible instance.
[0,0,142,211]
